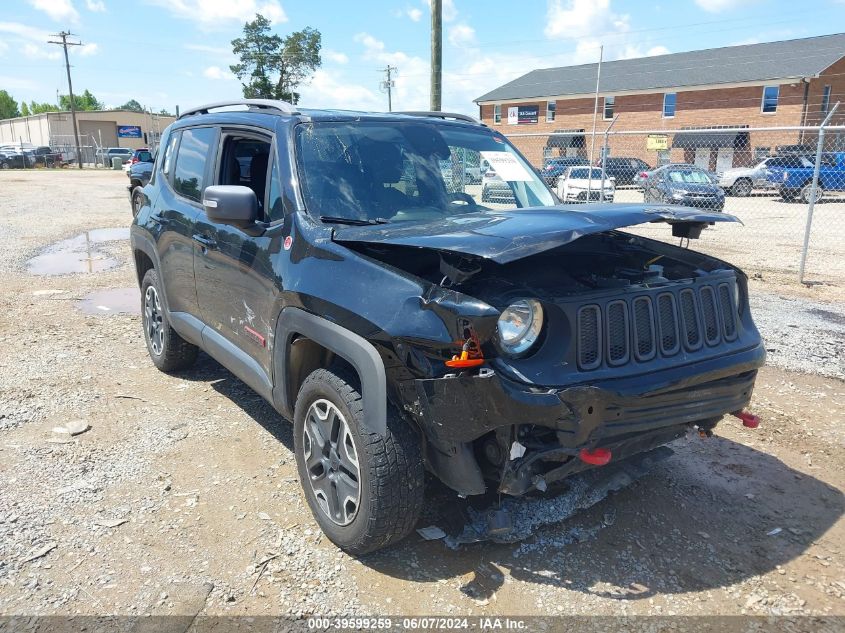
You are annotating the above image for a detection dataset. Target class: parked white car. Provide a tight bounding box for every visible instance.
[717,157,782,197]
[556,166,615,203]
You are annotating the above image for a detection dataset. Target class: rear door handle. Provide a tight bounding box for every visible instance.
[150,213,169,226]
[192,234,217,249]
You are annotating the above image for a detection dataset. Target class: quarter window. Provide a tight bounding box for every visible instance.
[603,96,615,120]
[663,92,676,118]
[162,131,179,179]
[493,104,501,124]
[173,127,215,202]
[761,86,779,113]
[546,100,556,122]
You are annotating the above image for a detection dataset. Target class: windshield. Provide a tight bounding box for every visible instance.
[667,170,713,184]
[569,167,604,179]
[295,120,555,223]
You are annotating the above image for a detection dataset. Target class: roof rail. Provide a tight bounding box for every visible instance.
[178,99,299,119]
[397,111,483,125]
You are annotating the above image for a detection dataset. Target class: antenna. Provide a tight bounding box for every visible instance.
[48,31,84,169]
[379,65,397,112]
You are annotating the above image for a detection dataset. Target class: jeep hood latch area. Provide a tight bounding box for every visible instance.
[331,204,740,264]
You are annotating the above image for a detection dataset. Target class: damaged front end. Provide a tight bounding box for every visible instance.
[335,206,766,497]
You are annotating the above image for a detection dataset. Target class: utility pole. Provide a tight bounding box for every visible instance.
[48,31,83,169]
[587,45,603,198]
[430,0,442,111]
[380,65,397,112]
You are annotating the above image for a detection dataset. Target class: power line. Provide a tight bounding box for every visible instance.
[48,31,83,169]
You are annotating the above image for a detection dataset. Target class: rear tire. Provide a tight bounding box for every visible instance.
[141,268,198,372]
[800,183,822,204]
[294,365,424,555]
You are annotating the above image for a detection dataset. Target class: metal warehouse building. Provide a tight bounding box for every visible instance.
[0,109,175,161]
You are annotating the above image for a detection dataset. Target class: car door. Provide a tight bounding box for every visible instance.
[151,126,217,317]
[193,128,283,379]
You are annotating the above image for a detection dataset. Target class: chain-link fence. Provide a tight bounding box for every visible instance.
[504,122,845,285]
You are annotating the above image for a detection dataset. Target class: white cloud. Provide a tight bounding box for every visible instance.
[0,22,50,41]
[85,0,106,11]
[407,7,423,21]
[299,68,382,111]
[545,0,630,41]
[324,49,349,64]
[448,23,475,47]
[23,42,60,60]
[694,0,756,11]
[146,0,287,27]
[77,42,98,56]
[203,65,235,81]
[27,0,79,22]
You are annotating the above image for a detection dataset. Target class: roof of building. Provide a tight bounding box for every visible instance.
[475,33,845,103]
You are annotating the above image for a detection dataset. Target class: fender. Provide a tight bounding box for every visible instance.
[274,307,387,436]
[129,229,167,308]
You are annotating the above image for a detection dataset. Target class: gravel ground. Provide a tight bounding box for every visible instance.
[0,170,844,622]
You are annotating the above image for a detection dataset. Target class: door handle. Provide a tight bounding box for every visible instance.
[192,234,217,249]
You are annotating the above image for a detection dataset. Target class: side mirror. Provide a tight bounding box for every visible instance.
[202,185,258,228]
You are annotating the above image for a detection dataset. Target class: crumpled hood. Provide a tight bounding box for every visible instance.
[332,204,740,264]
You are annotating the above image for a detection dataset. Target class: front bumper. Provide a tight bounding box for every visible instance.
[408,341,765,447]
[673,195,724,210]
[566,190,614,202]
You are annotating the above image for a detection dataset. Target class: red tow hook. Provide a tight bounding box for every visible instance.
[732,410,761,429]
[579,447,612,466]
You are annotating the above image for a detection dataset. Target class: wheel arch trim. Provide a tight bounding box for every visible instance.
[274,307,387,436]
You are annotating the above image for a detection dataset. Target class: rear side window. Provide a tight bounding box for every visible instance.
[173,127,215,202]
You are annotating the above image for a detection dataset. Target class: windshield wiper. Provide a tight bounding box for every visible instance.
[319,216,390,226]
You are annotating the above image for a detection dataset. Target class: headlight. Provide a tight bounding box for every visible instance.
[497,299,544,356]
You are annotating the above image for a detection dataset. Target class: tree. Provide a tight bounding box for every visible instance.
[0,90,20,119]
[230,14,321,104]
[60,89,102,111]
[29,101,60,114]
[118,99,144,112]
[20,101,30,116]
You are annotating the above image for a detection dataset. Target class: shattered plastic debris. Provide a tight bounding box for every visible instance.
[509,441,526,460]
[52,420,90,436]
[768,527,783,536]
[416,526,447,540]
[446,446,673,547]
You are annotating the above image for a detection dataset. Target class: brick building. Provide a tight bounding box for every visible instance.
[475,34,845,170]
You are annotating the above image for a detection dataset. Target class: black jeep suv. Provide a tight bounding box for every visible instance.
[131,100,765,554]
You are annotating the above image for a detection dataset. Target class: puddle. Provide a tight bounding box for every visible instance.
[26,227,130,275]
[77,287,140,315]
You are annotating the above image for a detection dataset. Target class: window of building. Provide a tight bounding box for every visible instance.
[821,85,832,114]
[663,92,676,118]
[493,104,501,124]
[173,127,215,202]
[603,96,615,120]
[761,86,779,114]
[546,101,556,122]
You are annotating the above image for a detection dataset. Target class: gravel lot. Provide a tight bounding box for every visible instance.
[1,170,844,623]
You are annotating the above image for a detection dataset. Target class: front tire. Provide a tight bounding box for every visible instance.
[141,268,198,372]
[294,366,424,555]
[731,179,752,197]
[131,186,144,217]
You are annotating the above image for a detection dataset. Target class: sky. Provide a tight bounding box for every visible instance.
[1,0,845,116]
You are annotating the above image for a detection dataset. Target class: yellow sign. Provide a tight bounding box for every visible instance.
[647,134,669,151]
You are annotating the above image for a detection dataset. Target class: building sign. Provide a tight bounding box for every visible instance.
[647,134,669,150]
[118,125,142,138]
[507,105,539,125]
